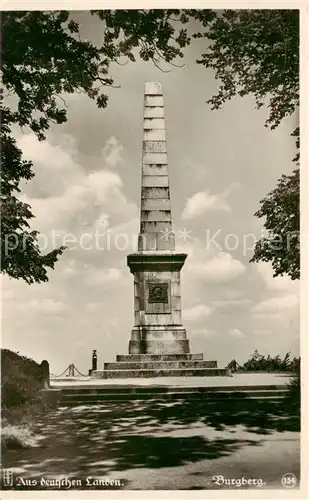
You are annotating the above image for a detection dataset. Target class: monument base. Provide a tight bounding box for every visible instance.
[128,324,190,354]
[91,353,229,379]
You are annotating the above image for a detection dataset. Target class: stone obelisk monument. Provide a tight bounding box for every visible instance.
[127,81,189,354]
[92,82,226,378]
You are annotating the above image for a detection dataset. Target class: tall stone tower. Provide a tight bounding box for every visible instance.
[92,82,226,378]
[127,81,189,354]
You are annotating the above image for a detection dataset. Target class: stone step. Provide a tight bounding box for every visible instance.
[92,368,228,379]
[60,396,286,405]
[58,388,288,405]
[116,353,204,362]
[60,390,287,399]
[59,385,288,394]
[104,361,217,370]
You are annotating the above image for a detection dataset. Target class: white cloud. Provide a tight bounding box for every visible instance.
[17,132,136,235]
[86,267,123,286]
[85,302,101,311]
[191,328,217,337]
[181,183,240,220]
[182,191,230,219]
[16,299,67,315]
[60,259,80,277]
[253,294,299,314]
[213,298,252,308]
[18,133,83,197]
[187,251,246,283]
[2,287,14,301]
[101,136,124,167]
[256,262,299,294]
[18,133,79,170]
[228,328,245,338]
[95,213,110,231]
[252,329,271,336]
[182,158,210,180]
[183,304,212,322]
[251,262,299,332]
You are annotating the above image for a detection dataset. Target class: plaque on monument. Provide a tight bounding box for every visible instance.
[148,282,169,304]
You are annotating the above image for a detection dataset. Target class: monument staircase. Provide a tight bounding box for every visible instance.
[93,354,227,379]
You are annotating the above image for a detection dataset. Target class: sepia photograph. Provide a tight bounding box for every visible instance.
[0,4,305,495]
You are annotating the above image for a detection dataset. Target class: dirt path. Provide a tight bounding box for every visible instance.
[2,399,300,491]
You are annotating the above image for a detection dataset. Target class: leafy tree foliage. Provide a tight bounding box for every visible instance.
[250,169,300,279]
[195,10,299,134]
[1,122,66,284]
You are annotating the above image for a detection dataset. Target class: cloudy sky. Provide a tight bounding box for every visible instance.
[2,11,299,374]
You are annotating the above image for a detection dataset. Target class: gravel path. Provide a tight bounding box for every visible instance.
[2,395,300,491]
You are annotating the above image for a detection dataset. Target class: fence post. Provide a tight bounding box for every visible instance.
[40,360,50,388]
[92,350,97,371]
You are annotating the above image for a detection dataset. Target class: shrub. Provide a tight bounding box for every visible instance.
[283,360,301,416]
[1,349,51,450]
[229,350,300,373]
[1,349,46,408]
[1,424,37,450]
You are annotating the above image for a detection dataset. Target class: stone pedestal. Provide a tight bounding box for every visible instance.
[127,252,190,355]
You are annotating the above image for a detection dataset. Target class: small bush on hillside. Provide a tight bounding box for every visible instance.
[228,350,300,373]
[1,349,46,407]
[283,360,301,416]
[1,349,50,449]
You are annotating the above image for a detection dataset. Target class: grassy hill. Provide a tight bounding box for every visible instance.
[1,349,50,449]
